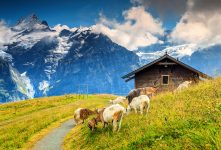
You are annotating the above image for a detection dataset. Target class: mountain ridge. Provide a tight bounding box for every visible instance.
[0,15,139,102]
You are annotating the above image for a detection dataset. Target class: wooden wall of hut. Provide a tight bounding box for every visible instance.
[134,59,199,92]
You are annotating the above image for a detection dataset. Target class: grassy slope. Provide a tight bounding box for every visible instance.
[63,79,221,150]
[0,94,115,149]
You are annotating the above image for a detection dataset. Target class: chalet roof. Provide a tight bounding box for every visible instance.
[122,53,211,81]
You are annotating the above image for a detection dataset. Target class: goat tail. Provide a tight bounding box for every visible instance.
[118,111,124,132]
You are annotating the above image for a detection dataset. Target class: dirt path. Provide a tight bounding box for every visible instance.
[32,119,75,150]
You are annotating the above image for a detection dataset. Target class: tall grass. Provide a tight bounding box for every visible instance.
[63,78,221,150]
[0,94,115,149]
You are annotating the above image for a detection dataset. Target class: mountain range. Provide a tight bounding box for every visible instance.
[0,14,220,103]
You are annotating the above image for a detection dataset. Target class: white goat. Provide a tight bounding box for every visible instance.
[127,95,150,115]
[109,96,127,105]
[176,81,192,91]
[102,104,125,132]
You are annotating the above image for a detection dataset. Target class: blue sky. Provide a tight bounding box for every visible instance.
[0,0,133,27]
[0,0,178,29]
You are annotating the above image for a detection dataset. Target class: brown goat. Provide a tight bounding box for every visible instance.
[126,87,157,104]
[95,108,106,128]
[88,117,97,131]
[74,108,95,124]
[87,108,105,131]
[140,87,158,97]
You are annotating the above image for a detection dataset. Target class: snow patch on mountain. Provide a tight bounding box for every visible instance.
[54,36,72,54]
[78,26,92,32]
[0,49,12,62]
[20,72,35,98]
[9,66,35,99]
[13,31,56,49]
[44,36,73,79]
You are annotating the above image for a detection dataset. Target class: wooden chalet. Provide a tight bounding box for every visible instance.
[122,53,211,92]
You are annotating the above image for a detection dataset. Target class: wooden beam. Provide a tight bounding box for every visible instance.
[157,62,177,65]
[125,75,135,82]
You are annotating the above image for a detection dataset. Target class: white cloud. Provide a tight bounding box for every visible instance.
[170,0,221,48]
[52,24,77,33]
[92,6,164,50]
[137,44,199,61]
[0,20,14,47]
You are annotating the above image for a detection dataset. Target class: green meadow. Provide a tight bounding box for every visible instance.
[63,78,221,150]
[0,78,221,150]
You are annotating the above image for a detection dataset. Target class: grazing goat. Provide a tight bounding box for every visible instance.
[126,87,157,104]
[127,95,150,115]
[109,96,127,105]
[74,108,95,124]
[95,104,125,132]
[87,108,105,131]
[95,108,105,122]
[88,117,97,131]
[140,87,158,98]
[126,89,141,104]
[176,81,192,91]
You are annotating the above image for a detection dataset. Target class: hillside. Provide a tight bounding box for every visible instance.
[0,79,220,150]
[63,78,221,150]
[0,94,115,149]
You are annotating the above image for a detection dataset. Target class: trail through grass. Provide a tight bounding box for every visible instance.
[0,94,115,149]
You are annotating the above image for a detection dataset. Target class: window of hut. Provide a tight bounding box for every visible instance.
[162,75,169,85]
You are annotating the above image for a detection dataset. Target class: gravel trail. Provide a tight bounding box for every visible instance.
[32,119,75,150]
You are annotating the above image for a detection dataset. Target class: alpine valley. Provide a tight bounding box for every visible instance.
[0,15,220,102]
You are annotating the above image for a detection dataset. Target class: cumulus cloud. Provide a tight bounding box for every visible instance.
[131,0,187,19]
[189,0,221,13]
[170,0,221,48]
[0,20,14,47]
[92,6,164,50]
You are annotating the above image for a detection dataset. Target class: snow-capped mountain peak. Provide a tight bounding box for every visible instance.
[12,14,51,32]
